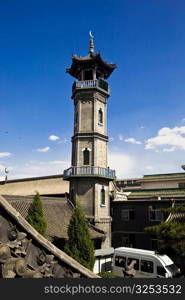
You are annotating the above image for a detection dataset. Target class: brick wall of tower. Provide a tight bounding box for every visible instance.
[94,139,107,168]
[79,100,93,132]
[70,179,94,217]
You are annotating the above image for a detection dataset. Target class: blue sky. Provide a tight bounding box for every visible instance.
[1,0,185,180]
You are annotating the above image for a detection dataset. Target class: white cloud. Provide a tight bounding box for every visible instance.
[49,160,70,165]
[36,146,50,153]
[145,165,154,170]
[163,147,176,152]
[124,138,142,145]
[108,143,185,178]
[0,152,12,158]
[58,138,70,144]
[48,135,60,141]
[145,126,185,151]
[0,164,5,171]
[7,160,70,179]
[118,134,123,141]
[108,152,136,178]
[63,138,70,143]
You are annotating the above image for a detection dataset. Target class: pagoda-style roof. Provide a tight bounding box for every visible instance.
[66,52,116,79]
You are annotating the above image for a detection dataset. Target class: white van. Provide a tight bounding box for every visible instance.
[112,247,180,278]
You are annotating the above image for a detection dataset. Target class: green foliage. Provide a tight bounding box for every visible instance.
[145,221,185,257]
[99,272,119,278]
[162,203,185,214]
[26,192,47,237]
[64,200,95,270]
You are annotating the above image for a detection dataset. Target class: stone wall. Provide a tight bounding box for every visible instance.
[0,176,69,196]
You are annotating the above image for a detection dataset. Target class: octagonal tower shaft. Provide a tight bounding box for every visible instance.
[64,39,116,248]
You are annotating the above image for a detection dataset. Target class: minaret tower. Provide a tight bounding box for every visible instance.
[64,35,116,248]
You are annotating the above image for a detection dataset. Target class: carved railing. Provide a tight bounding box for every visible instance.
[72,79,109,95]
[76,80,97,88]
[63,166,116,179]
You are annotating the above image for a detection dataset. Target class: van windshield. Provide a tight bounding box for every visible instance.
[166,264,180,277]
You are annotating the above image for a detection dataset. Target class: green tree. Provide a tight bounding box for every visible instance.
[145,203,185,270]
[26,192,47,237]
[64,200,95,270]
[145,221,185,257]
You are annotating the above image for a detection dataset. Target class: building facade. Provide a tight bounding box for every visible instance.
[63,37,116,248]
[111,171,185,250]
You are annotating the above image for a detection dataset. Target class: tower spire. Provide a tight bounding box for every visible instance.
[89,30,94,54]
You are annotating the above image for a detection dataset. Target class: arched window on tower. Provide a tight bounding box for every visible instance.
[83,148,90,165]
[100,186,106,206]
[74,110,78,131]
[98,108,103,125]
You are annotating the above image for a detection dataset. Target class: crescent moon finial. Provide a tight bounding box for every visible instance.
[89,30,94,39]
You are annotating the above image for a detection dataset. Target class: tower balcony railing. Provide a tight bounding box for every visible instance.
[72,79,110,95]
[63,166,116,180]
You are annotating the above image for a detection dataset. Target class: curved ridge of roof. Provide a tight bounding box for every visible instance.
[66,52,116,79]
[70,52,116,68]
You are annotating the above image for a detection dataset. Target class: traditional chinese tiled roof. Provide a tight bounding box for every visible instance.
[126,188,185,198]
[142,173,185,180]
[3,195,105,240]
[116,173,185,184]
[66,52,116,79]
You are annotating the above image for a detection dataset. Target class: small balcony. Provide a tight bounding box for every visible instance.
[72,79,110,96]
[63,166,116,180]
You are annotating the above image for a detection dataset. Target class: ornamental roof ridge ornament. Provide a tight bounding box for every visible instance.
[89,30,94,54]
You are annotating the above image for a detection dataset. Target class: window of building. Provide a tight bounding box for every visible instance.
[141,260,154,273]
[83,148,90,165]
[98,108,103,124]
[84,70,93,80]
[120,234,135,248]
[74,110,78,131]
[149,206,163,221]
[121,207,135,221]
[100,186,106,206]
